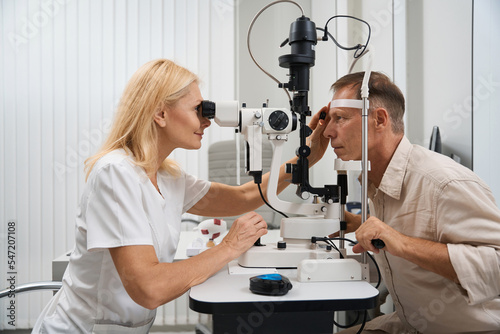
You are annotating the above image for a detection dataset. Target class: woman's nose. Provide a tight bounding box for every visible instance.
[201,116,211,128]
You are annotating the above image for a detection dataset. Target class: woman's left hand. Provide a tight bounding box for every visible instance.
[307,106,331,166]
[220,211,268,258]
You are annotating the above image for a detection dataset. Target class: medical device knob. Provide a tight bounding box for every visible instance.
[277,241,287,249]
[296,145,311,157]
[299,191,311,200]
[268,110,290,131]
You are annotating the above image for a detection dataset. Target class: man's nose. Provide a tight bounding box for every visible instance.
[323,122,336,139]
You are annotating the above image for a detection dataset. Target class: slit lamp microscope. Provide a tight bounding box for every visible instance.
[201,2,382,284]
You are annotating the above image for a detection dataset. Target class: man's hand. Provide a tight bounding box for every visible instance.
[352,216,459,282]
[352,216,407,255]
[220,212,268,258]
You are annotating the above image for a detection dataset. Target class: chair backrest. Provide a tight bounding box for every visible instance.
[0,281,61,298]
[206,138,280,229]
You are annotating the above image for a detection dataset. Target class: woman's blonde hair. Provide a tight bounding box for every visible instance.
[85,59,199,180]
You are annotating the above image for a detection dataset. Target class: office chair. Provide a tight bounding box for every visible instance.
[0,281,62,299]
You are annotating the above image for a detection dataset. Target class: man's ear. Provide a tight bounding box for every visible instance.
[373,107,389,131]
[153,103,167,127]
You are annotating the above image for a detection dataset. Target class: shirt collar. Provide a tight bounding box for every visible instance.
[372,136,412,200]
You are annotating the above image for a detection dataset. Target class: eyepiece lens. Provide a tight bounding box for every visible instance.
[201,100,216,119]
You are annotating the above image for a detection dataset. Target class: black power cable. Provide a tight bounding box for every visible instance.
[323,239,344,259]
[320,15,371,58]
[252,171,289,219]
[257,183,289,218]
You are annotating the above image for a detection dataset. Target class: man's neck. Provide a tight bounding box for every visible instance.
[368,134,404,188]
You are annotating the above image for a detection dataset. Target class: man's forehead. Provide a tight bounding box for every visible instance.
[333,86,358,99]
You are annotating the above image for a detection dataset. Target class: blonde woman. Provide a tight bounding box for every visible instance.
[32,59,329,333]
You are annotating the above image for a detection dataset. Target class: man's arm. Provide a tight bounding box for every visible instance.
[353,216,458,282]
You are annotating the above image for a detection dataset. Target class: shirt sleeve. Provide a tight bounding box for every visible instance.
[86,162,154,251]
[181,171,211,213]
[437,179,500,305]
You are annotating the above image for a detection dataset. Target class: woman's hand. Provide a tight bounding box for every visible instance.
[307,106,331,166]
[109,211,268,309]
[219,211,268,258]
[328,210,362,238]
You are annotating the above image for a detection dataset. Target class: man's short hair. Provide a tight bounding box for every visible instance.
[331,72,405,134]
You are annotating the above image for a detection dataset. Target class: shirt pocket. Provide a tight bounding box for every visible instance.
[392,208,434,240]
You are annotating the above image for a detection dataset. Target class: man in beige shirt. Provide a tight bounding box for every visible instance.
[323,72,500,333]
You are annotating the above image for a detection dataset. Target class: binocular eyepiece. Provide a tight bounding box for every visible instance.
[196,100,295,135]
[200,100,216,119]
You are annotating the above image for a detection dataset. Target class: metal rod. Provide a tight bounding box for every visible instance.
[361,96,369,264]
[339,205,345,249]
[0,281,62,298]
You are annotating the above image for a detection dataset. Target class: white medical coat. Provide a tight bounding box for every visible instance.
[32,149,211,333]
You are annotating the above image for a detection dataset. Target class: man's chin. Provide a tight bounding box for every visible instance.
[335,153,359,161]
[334,150,347,160]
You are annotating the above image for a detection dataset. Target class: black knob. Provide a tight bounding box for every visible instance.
[304,125,312,137]
[268,110,289,131]
[295,145,311,157]
[277,241,286,249]
[372,239,385,249]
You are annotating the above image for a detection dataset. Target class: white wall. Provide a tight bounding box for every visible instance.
[473,0,500,203]
[406,0,473,168]
[0,0,235,329]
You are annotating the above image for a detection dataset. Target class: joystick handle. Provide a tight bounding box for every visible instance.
[371,239,385,249]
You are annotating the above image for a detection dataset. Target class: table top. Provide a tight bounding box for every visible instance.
[189,261,379,315]
[54,229,379,315]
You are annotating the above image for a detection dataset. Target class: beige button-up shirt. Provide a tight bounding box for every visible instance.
[366,136,500,333]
